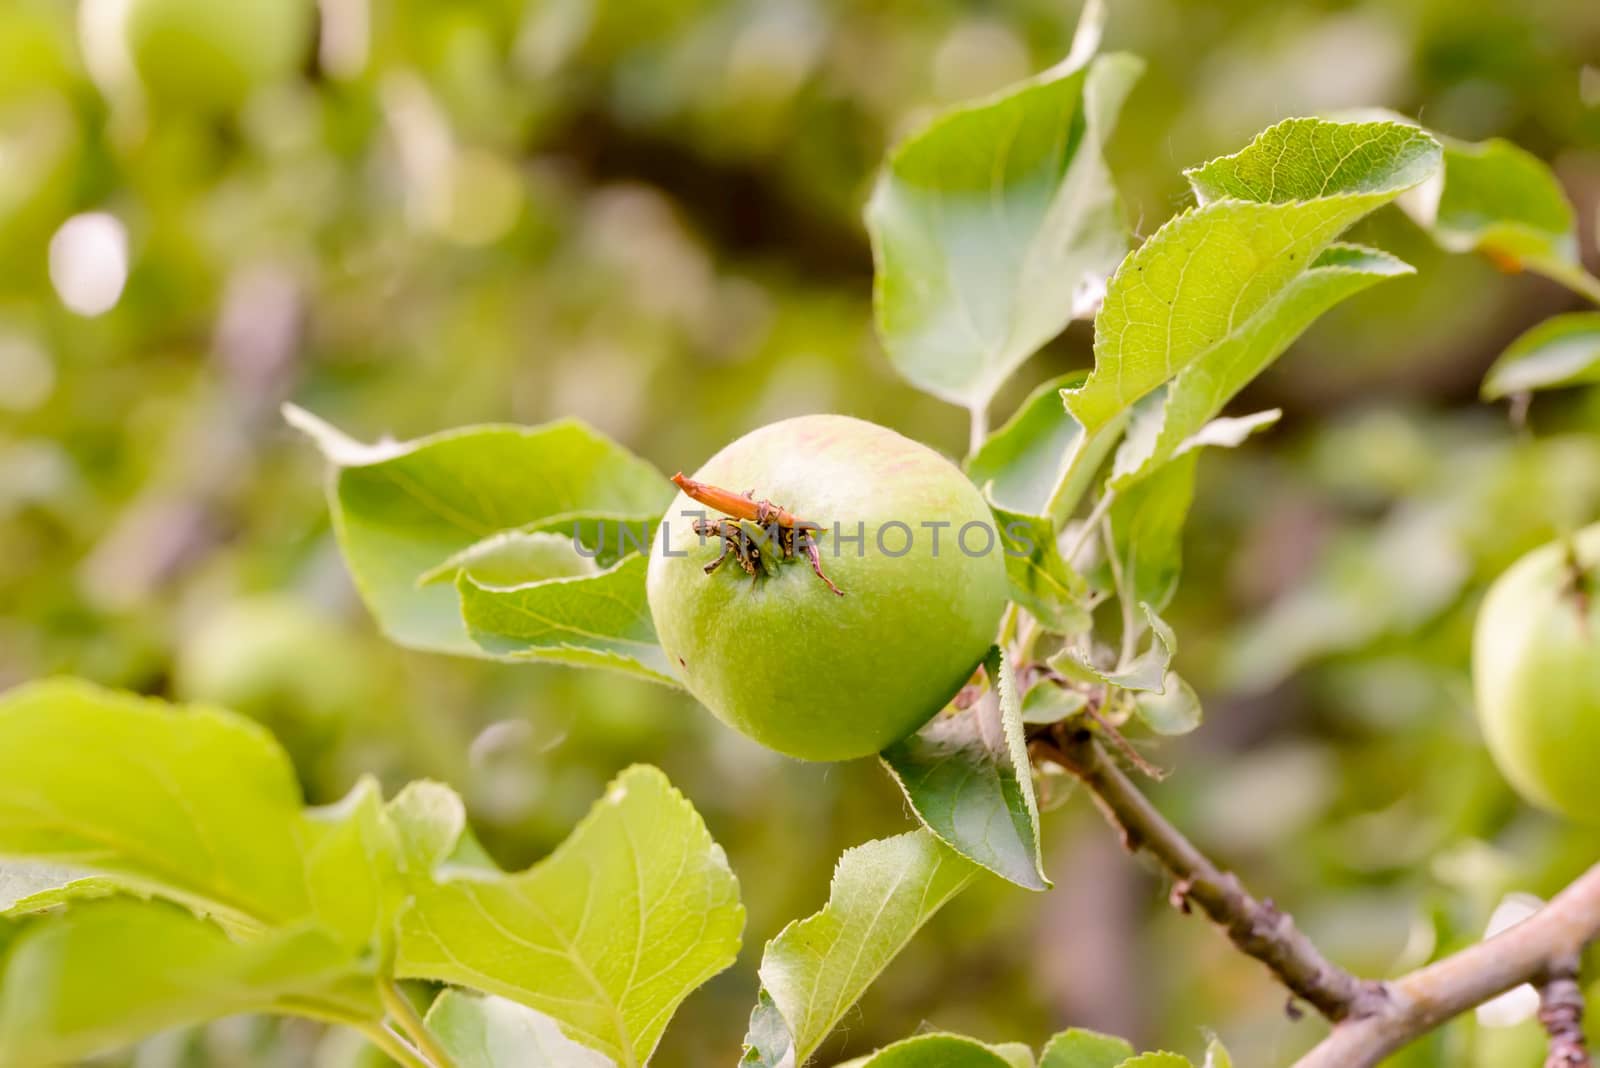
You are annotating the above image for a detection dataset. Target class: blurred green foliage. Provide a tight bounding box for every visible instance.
[2,0,1599,1063]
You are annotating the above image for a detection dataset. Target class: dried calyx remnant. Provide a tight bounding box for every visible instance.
[671,472,845,595]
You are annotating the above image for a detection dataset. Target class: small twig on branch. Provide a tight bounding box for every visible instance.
[1538,954,1590,1068]
[1295,863,1600,1068]
[1039,725,1388,1022]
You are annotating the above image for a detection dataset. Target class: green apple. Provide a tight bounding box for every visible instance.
[124,0,313,114]
[647,415,1009,761]
[1473,523,1600,822]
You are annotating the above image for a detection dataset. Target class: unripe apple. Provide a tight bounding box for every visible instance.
[1473,523,1600,823]
[123,0,312,114]
[647,415,1009,761]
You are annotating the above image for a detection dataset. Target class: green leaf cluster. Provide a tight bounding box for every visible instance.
[286,405,679,687]
[0,680,743,1068]
[864,109,1441,899]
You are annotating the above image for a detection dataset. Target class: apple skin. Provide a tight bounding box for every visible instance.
[647,415,1009,762]
[124,0,312,114]
[1473,523,1600,823]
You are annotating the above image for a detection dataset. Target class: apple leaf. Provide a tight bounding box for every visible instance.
[969,374,1089,515]
[993,506,1092,635]
[0,679,397,948]
[1482,312,1600,399]
[285,404,670,659]
[1106,452,1197,614]
[1052,605,1175,694]
[420,516,658,584]
[837,1033,1035,1068]
[0,898,374,1067]
[1101,407,1280,614]
[1038,1028,1135,1068]
[1105,243,1406,488]
[741,830,979,1068]
[969,370,1129,535]
[458,554,680,686]
[1065,119,1439,433]
[395,765,743,1068]
[420,531,601,587]
[1400,133,1594,294]
[425,991,616,1068]
[866,2,1142,409]
[1021,684,1088,725]
[1133,672,1202,736]
[882,648,1047,891]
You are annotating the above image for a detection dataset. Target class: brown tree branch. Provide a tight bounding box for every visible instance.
[1038,725,1389,1022]
[1294,864,1600,1067]
[1038,720,1600,1065]
[1538,955,1590,1068]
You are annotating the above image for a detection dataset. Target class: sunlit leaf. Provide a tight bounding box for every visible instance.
[395,765,743,1068]
[1482,312,1600,399]
[0,680,396,947]
[285,404,670,657]
[867,8,1142,408]
[882,648,1048,890]
[458,554,679,686]
[1105,243,1402,488]
[1065,119,1439,433]
[425,991,615,1068]
[741,830,979,1068]
[1038,1028,1134,1068]
[0,898,372,1067]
